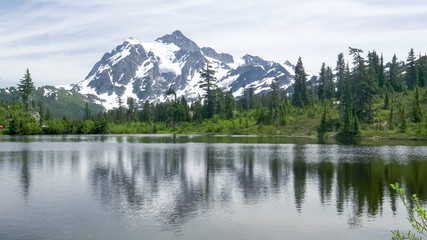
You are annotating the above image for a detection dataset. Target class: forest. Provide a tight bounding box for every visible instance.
[1,47,426,139]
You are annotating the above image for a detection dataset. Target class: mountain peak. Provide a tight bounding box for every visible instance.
[155,30,200,52]
[123,37,141,46]
[74,31,300,110]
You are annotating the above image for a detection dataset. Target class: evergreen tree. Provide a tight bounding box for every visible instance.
[179,96,191,122]
[214,88,225,117]
[141,100,153,123]
[248,87,257,109]
[367,50,380,87]
[224,90,234,120]
[325,66,334,99]
[166,87,177,102]
[406,48,418,90]
[412,86,423,123]
[270,77,281,113]
[199,64,218,118]
[84,102,91,120]
[352,115,360,135]
[378,54,385,88]
[126,97,137,122]
[18,68,35,111]
[349,47,376,118]
[318,105,328,137]
[335,53,346,99]
[116,97,124,122]
[389,105,394,127]
[389,54,401,92]
[318,63,327,100]
[384,91,389,109]
[292,57,310,107]
[192,97,203,123]
[339,65,354,136]
[418,55,427,87]
[399,105,407,132]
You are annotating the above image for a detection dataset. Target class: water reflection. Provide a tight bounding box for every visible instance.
[20,151,31,201]
[85,143,427,225]
[1,138,427,239]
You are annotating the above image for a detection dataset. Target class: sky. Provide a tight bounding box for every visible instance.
[1,0,427,87]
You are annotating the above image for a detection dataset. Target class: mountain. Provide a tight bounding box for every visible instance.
[72,30,316,110]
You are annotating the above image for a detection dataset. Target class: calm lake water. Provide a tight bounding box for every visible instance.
[1,135,427,240]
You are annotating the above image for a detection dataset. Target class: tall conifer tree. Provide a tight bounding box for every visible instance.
[406,48,418,90]
[18,68,35,111]
[199,64,217,118]
[292,57,310,107]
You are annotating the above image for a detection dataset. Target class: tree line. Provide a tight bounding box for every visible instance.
[1,47,426,137]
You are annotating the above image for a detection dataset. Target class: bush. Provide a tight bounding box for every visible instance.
[391,183,427,240]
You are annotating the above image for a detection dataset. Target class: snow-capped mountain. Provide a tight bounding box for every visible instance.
[73,30,315,109]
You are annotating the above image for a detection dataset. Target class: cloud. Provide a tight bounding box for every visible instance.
[0,0,427,87]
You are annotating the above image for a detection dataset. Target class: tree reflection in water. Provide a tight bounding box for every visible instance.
[86,142,427,230]
[3,139,426,233]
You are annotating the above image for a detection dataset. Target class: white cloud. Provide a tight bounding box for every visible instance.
[1,0,427,87]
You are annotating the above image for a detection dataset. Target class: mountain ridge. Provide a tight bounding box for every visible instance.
[71,30,316,109]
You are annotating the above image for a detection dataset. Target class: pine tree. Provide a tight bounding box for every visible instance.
[318,63,327,100]
[18,68,35,111]
[412,86,423,123]
[126,97,137,122]
[141,100,153,123]
[335,53,346,99]
[406,48,419,90]
[418,55,426,87]
[318,105,328,137]
[389,105,394,128]
[179,96,190,122]
[349,47,375,119]
[224,90,234,120]
[270,77,281,118]
[84,102,91,120]
[166,87,177,102]
[199,64,218,118]
[214,88,225,117]
[389,54,401,92]
[292,57,310,107]
[192,97,203,123]
[352,115,360,135]
[384,91,389,109]
[339,65,354,136]
[325,66,334,99]
[367,50,380,87]
[399,105,407,132]
[378,54,385,88]
[248,87,257,109]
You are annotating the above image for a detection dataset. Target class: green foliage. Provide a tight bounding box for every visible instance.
[9,111,41,135]
[391,183,427,240]
[44,118,66,134]
[81,120,94,134]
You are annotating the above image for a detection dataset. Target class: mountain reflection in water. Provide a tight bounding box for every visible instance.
[1,136,426,240]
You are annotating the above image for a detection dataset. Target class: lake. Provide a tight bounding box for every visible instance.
[1,134,427,240]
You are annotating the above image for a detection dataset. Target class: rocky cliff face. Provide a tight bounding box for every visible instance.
[73,30,315,109]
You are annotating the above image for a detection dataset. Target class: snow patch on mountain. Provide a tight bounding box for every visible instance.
[71,31,316,110]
